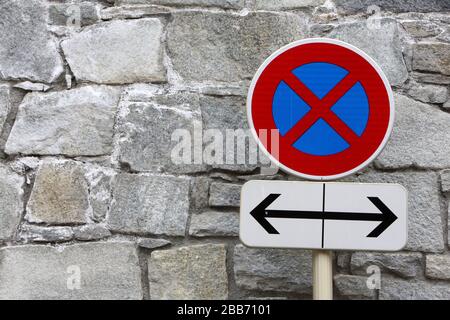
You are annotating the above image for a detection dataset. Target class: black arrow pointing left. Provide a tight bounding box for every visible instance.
[250,194,397,237]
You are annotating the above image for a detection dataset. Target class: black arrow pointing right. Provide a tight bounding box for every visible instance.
[250,194,397,237]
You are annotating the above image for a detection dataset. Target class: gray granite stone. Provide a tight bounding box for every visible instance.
[62,19,165,84]
[0,0,63,82]
[167,11,306,83]
[413,42,450,75]
[329,18,408,86]
[108,173,190,236]
[149,244,228,299]
[26,160,90,225]
[0,164,23,241]
[116,92,205,173]
[376,93,450,169]
[189,211,239,237]
[5,86,121,157]
[0,242,143,299]
[209,183,241,207]
[351,252,422,278]
[233,245,312,294]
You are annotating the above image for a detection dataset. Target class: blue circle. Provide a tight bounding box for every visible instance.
[272,62,369,156]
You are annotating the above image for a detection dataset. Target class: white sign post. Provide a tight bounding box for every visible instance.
[313,250,333,300]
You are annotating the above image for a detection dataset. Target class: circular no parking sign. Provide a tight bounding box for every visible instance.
[247,38,394,180]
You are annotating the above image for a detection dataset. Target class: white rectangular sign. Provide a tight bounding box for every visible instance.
[240,181,408,251]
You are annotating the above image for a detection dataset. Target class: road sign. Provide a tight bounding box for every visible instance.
[247,38,394,180]
[240,180,407,251]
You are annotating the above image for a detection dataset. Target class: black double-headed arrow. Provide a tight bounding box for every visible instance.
[250,194,397,237]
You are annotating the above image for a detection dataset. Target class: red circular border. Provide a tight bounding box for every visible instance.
[251,42,391,177]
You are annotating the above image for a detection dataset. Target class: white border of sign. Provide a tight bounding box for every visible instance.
[246,38,395,181]
[239,180,408,251]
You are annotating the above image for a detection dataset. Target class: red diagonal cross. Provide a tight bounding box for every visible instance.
[282,71,360,146]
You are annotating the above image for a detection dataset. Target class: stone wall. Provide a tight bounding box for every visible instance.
[0,0,450,300]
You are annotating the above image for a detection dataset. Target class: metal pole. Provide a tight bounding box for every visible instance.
[312,250,333,300]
